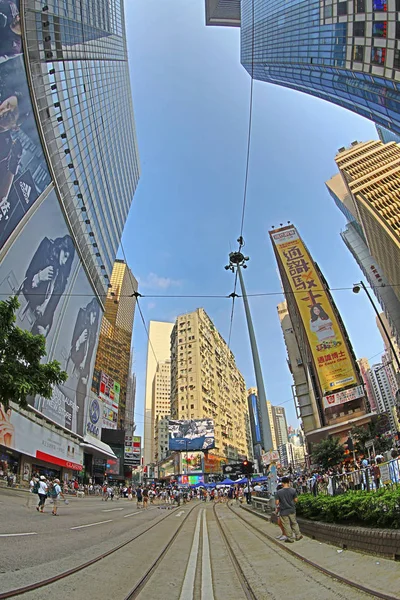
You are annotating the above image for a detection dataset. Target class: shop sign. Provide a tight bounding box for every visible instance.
[323,385,364,409]
[1,404,83,470]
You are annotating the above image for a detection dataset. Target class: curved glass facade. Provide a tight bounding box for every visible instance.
[241,0,400,135]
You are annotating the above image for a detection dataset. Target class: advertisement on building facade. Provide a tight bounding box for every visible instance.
[124,433,134,464]
[131,435,141,466]
[270,226,358,394]
[168,419,215,451]
[322,385,365,409]
[0,0,51,251]
[204,454,226,474]
[0,404,83,471]
[262,450,280,465]
[248,392,262,444]
[181,451,203,474]
[0,189,101,437]
[100,372,120,430]
[84,394,103,440]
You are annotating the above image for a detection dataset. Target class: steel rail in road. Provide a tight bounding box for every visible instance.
[212,503,258,600]
[123,503,201,600]
[0,505,192,599]
[229,503,399,600]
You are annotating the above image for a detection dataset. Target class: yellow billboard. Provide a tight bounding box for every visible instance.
[270,226,358,394]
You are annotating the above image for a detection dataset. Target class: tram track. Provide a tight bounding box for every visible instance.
[228,503,400,600]
[0,505,195,599]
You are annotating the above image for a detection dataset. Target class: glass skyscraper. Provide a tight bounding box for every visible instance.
[23,0,140,299]
[207,0,400,135]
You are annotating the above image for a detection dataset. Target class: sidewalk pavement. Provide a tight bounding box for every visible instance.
[240,505,400,600]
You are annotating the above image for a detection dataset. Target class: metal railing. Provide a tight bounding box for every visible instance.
[296,458,400,496]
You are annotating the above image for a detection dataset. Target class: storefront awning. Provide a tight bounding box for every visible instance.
[81,439,117,459]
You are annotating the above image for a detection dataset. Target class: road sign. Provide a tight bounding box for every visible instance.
[365,440,375,449]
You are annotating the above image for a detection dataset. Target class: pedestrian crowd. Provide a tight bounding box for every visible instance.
[27,473,66,515]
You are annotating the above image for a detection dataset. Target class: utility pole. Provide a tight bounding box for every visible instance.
[225,240,273,454]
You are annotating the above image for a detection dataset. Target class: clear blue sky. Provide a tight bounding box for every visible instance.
[124,0,383,438]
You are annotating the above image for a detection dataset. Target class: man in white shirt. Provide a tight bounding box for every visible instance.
[26,476,37,508]
[36,476,48,513]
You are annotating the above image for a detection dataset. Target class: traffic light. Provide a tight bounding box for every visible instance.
[240,460,254,475]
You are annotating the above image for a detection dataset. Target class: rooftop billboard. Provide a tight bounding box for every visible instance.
[168,419,215,452]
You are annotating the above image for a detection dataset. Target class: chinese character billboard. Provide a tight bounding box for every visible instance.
[270,226,358,394]
[168,419,215,451]
[100,372,120,430]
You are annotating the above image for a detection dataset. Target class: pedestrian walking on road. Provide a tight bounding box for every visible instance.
[274,483,288,541]
[26,476,38,508]
[36,476,48,513]
[51,479,65,516]
[142,487,149,509]
[136,487,143,508]
[275,477,303,543]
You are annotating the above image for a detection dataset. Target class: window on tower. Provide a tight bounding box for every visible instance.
[353,21,365,36]
[338,1,347,15]
[353,45,364,61]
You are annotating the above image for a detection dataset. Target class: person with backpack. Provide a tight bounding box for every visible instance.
[36,476,48,513]
[51,479,65,516]
[26,476,38,508]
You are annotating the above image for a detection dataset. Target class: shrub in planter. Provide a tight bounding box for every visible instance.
[296,487,400,529]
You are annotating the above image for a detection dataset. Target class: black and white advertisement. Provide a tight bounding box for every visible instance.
[0,188,101,437]
[0,0,51,250]
[168,419,215,452]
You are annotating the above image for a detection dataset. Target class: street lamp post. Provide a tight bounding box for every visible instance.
[225,243,273,453]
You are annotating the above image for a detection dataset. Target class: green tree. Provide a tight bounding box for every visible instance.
[351,418,392,455]
[0,296,67,410]
[311,437,345,471]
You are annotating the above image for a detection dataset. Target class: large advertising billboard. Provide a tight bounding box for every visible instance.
[0,189,101,436]
[182,451,203,474]
[248,392,262,444]
[168,419,215,451]
[0,0,51,250]
[270,226,358,394]
[100,372,120,430]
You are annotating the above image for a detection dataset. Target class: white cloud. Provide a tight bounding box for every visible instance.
[139,272,181,290]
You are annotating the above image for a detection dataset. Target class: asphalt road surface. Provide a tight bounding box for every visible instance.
[1,489,399,600]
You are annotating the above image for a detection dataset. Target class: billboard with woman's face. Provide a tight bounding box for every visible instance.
[0,188,102,436]
[0,1,51,250]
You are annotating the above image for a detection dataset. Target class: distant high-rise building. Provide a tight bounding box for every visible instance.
[170,309,253,462]
[368,362,398,433]
[271,225,370,445]
[266,400,278,451]
[247,388,278,452]
[357,358,378,412]
[154,415,171,463]
[277,301,321,437]
[376,313,400,375]
[334,141,400,305]
[125,362,136,433]
[143,322,174,465]
[205,0,400,134]
[93,260,137,429]
[272,406,288,448]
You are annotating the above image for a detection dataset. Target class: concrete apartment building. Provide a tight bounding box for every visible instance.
[170,309,253,462]
[334,140,400,305]
[93,260,137,429]
[143,322,174,466]
[154,415,171,463]
[272,406,289,448]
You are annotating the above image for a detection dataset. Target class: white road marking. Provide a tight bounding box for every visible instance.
[71,519,113,530]
[102,508,124,512]
[123,507,158,518]
[201,510,214,600]
[179,510,202,600]
[176,511,184,517]
[0,532,37,537]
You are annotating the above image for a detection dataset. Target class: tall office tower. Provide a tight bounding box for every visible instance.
[170,309,253,462]
[125,363,136,433]
[376,124,400,143]
[0,0,139,482]
[376,312,400,373]
[154,415,171,463]
[327,163,400,346]
[93,260,137,429]
[247,387,278,453]
[272,406,289,447]
[334,140,400,305]
[143,322,174,466]
[357,357,378,412]
[368,362,398,432]
[151,360,171,462]
[270,225,370,446]
[23,0,140,299]
[277,301,321,436]
[205,0,400,134]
